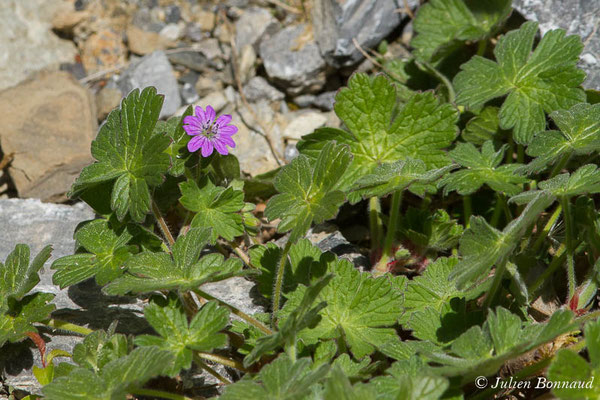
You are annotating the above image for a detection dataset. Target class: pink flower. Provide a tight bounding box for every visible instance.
[182,105,238,157]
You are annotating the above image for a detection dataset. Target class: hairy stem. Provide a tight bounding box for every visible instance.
[196,352,249,372]
[44,319,93,336]
[373,191,403,277]
[529,243,567,296]
[476,39,487,56]
[130,388,194,400]
[561,196,577,301]
[369,196,384,253]
[229,240,253,267]
[490,193,506,228]
[272,240,293,327]
[531,204,562,254]
[482,256,508,310]
[152,200,175,248]
[194,288,272,335]
[416,61,456,103]
[193,353,232,384]
[463,195,472,228]
[550,153,571,178]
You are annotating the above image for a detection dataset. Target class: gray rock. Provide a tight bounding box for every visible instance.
[167,50,209,72]
[312,91,337,111]
[243,76,285,103]
[235,7,280,51]
[293,94,317,108]
[282,111,328,140]
[0,0,78,90]
[311,0,412,68]
[181,82,200,104]
[513,0,600,90]
[260,24,327,95]
[307,224,370,271]
[118,51,181,118]
[284,143,300,162]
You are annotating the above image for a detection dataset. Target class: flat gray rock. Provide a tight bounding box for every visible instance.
[311,0,414,68]
[235,7,279,51]
[260,24,327,95]
[513,0,600,90]
[118,51,182,118]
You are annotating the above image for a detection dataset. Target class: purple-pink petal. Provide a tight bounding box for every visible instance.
[213,139,229,155]
[204,106,216,124]
[194,106,208,124]
[201,140,214,157]
[219,135,236,148]
[188,135,205,152]
[219,125,238,135]
[215,114,232,126]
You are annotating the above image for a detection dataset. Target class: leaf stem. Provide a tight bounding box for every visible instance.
[369,196,384,253]
[151,200,175,248]
[561,196,577,301]
[416,61,456,103]
[490,193,506,228]
[529,243,566,296]
[193,353,232,384]
[272,239,293,327]
[463,195,472,228]
[516,144,524,164]
[193,288,272,335]
[531,204,562,254]
[482,256,508,310]
[373,191,403,277]
[130,388,193,400]
[44,319,93,336]
[196,352,249,372]
[476,39,487,56]
[550,153,571,178]
[229,240,253,268]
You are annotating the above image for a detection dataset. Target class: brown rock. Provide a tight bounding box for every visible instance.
[126,25,174,56]
[52,9,89,33]
[0,71,97,202]
[95,86,122,121]
[195,9,216,32]
[81,29,127,74]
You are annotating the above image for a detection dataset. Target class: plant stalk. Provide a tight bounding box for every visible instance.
[373,191,403,277]
[463,195,472,228]
[369,196,384,253]
[196,352,249,372]
[44,319,93,336]
[193,288,272,335]
[529,243,567,296]
[152,200,175,248]
[561,197,577,301]
[272,239,293,327]
[193,353,232,384]
[130,388,194,400]
[531,204,562,254]
[482,256,508,310]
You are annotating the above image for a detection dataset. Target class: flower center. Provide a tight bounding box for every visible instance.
[202,122,220,139]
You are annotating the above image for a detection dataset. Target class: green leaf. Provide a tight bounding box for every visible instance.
[404,257,462,314]
[454,21,586,144]
[412,0,511,62]
[221,355,328,400]
[520,103,600,173]
[322,367,378,400]
[0,293,55,347]
[439,141,529,195]
[244,275,332,367]
[371,357,448,400]
[135,295,229,376]
[422,308,577,385]
[179,177,245,243]
[71,328,131,372]
[43,346,174,400]
[462,106,501,145]
[0,244,52,306]
[249,239,330,299]
[450,192,554,288]
[280,259,404,359]
[51,219,135,288]
[546,318,600,399]
[70,87,171,222]
[511,164,600,205]
[265,141,351,243]
[399,209,464,252]
[298,73,458,203]
[104,228,247,295]
[350,159,453,199]
[163,106,193,177]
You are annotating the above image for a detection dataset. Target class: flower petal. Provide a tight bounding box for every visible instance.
[215,114,232,127]
[188,135,205,152]
[219,125,238,135]
[183,124,201,136]
[201,140,214,157]
[219,134,236,148]
[213,139,229,155]
[194,106,207,124]
[204,105,216,125]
